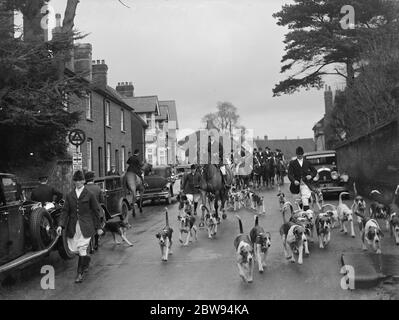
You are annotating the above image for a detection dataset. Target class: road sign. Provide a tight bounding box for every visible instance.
[68,129,86,147]
[73,152,83,171]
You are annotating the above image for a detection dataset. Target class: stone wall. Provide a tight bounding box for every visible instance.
[336,116,399,203]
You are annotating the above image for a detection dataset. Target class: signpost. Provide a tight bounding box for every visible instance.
[69,129,86,172]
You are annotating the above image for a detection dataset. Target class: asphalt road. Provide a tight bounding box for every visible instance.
[1,182,398,300]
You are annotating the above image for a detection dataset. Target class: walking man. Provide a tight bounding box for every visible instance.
[57,170,103,284]
[288,147,317,211]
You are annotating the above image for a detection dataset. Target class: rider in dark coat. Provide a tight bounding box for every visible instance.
[127,149,144,183]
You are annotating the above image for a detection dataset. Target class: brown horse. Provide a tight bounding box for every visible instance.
[198,164,233,223]
[122,163,152,216]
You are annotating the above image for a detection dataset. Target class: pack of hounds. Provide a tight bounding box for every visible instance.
[234,183,399,283]
[155,182,399,284]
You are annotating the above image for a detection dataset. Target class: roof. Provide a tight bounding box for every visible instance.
[254,138,315,160]
[313,117,324,131]
[159,100,179,129]
[156,105,169,121]
[122,96,160,114]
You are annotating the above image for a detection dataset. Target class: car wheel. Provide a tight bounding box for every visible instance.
[30,208,55,250]
[121,201,129,221]
[58,229,75,260]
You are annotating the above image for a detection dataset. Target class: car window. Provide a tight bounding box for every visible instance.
[105,179,114,191]
[1,177,19,202]
[306,155,336,166]
[114,178,121,189]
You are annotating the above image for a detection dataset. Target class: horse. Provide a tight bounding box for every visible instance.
[252,156,263,189]
[198,164,233,223]
[262,156,275,188]
[122,162,152,217]
[275,159,286,186]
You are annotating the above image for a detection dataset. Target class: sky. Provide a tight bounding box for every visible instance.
[44,0,342,140]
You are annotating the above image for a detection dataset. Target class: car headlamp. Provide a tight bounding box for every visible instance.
[340,174,349,182]
[313,174,319,182]
[331,171,339,180]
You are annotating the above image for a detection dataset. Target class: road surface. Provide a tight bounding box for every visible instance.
[1,182,398,300]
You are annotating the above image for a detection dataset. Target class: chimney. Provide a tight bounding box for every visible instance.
[92,60,108,88]
[324,85,333,117]
[264,135,268,141]
[116,81,135,98]
[0,0,14,39]
[74,43,92,81]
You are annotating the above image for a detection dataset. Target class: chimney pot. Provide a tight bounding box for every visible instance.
[102,60,105,64]
[96,60,100,64]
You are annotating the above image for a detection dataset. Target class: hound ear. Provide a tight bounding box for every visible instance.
[156,233,161,239]
[305,228,311,236]
[378,230,385,238]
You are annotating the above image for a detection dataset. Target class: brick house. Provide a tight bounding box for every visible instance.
[67,44,147,177]
[115,87,179,166]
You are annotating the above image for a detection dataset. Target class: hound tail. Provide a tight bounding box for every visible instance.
[254,215,259,227]
[338,192,349,205]
[165,208,169,227]
[235,215,244,234]
[353,181,358,196]
[282,202,293,224]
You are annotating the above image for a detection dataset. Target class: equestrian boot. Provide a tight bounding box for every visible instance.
[75,256,84,283]
[94,235,99,251]
[82,256,91,274]
[194,202,198,215]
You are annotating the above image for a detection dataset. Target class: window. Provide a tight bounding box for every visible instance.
[106,143,111,172]
[121,109,125,131]
[147,148,153,164]
[159,149,166,165]
[105,101,111,126]
[121,146,126,172]
[115,149,119,173]
[98,147,103,177]
[85,92,93,119]
[87,139,93,171]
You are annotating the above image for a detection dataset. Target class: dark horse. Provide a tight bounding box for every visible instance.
[252,155,263,189]
[275,159,286,186]
[262,156,275,188]
[198,164,233,222]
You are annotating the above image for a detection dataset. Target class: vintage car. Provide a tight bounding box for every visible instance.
[0,173,74,275]
[304,150,350,197]
[138,166,173,204]
[94,175,133,220]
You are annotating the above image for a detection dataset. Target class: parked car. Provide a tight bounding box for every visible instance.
[94,175,133,220]
[303,150,350,197]
[138,166,173,204]
[0,173,74,275]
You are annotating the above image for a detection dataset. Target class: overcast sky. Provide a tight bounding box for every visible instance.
[47,0,342,140]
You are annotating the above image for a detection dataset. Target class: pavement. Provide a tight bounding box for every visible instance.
[1,182,398,300]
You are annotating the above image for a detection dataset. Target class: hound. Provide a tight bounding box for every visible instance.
[315,211,333,249]
[102,220,134,247]
[280,221,308,265]
[337,192,355,237]
[359,217,384,254]
[178,199,198,246]
[233,215,254,283]
[155,208,173,261]
[277,187,287,211]
[202,205,218,239]
[249,215,271,273]
[351,182,367,232]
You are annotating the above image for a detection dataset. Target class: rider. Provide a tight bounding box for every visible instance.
[275,148,285,162]
[181,164,201,215]
[127,149,144,185]
[208,132,229,187]
[288,146,317,211]
[31,176,63,205]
